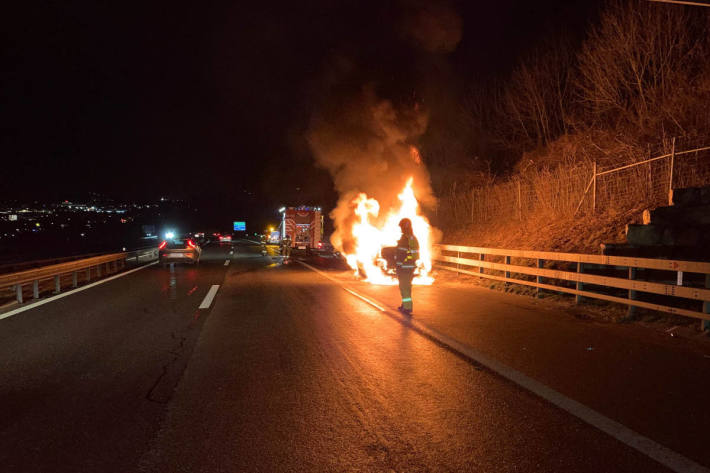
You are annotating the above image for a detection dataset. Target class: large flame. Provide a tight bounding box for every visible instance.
[343,178,434,285]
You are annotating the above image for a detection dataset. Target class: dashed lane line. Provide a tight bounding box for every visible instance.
[198,285,220,309]
[298,260,710,473]
[0,261,159,322]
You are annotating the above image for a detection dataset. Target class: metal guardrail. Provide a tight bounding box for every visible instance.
[0,248,158,305]
[0,245,161,275]
[0,251,109,275]
[434,244,710,328]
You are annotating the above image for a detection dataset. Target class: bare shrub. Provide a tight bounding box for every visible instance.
[436,144,710,238]
[491,40,574,153]
[575,0,710,137]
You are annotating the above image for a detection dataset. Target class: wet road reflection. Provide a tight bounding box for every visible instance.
[140,263,670,473]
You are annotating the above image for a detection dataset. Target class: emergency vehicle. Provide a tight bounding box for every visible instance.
[281,206,323,249]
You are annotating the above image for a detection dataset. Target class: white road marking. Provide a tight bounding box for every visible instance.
[344,288,386,312]
[199,285,220,309]
[298,260,710,473]
[224,260,230,266]
[0,261,158,321]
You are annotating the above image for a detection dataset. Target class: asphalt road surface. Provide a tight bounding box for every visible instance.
[0,241,707,472]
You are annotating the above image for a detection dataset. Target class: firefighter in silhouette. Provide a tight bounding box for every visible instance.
[395,218,419,315]
[281,236,292,260]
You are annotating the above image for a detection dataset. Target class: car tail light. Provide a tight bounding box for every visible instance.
[187,239,196,249]
[318,241,323,248]
[159,241,167,250]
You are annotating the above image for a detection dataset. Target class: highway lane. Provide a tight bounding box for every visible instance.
[0,241,270,473]
[139,263,671,473]
[337,269,710,470]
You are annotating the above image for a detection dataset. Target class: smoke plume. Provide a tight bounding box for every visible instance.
[399,0,462,53]
[307,85,437,255]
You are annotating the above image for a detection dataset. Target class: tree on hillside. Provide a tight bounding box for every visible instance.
[491,40,574,154]
[575,0,710,137]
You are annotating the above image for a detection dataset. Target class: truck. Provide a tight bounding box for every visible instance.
[281,206,323,249]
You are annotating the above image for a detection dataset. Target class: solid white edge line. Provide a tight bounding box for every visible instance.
[297,260,710,473]
[343,288,386,312]
[224,260,230,266]
[198,284,220,309]
[0,261,159,321]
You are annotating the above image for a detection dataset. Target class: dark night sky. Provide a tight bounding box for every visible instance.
[2,1,600,226]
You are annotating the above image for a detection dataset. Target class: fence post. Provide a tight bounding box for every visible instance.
[592,161,597,213]
[627,267,638,318]
[668,137,676,196]
[517,180,522,221]
[536,259,544,298]
[471,189,475,223]
[575,262,584,304]
[54,275,60,294]
[702,273,710,332]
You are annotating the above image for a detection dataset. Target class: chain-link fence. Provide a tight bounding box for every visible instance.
[436,141,710,229]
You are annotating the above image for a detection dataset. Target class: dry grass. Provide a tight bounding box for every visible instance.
[436,144,710,252]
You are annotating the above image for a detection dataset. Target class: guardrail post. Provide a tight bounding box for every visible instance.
[456,250,460,276]
[575,263,584,304]
[505,256,511,288]
[627,267,638,318]
[16,285,23,304]
[536,259,544,298]
[479,253,485,275]
[702,274,710,332]
[72,271,78,288]
[54,275,60,294]
[86,267,91,282]
[97,264,101,277]
[33,280,39,300]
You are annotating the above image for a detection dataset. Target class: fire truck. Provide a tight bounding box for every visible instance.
[281,206,323,249]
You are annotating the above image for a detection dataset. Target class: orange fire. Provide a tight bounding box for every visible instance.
[344,178,434,285]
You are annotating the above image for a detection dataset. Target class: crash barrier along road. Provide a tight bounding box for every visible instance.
[0,247,159,305]
[434,244,710,330]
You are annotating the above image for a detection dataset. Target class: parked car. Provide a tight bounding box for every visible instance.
[159,236,201,265]
[316,240,334,252]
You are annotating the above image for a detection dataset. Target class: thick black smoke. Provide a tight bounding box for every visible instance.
[307,85,436,254]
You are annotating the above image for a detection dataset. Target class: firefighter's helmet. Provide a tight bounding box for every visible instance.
[399,218,413,234]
